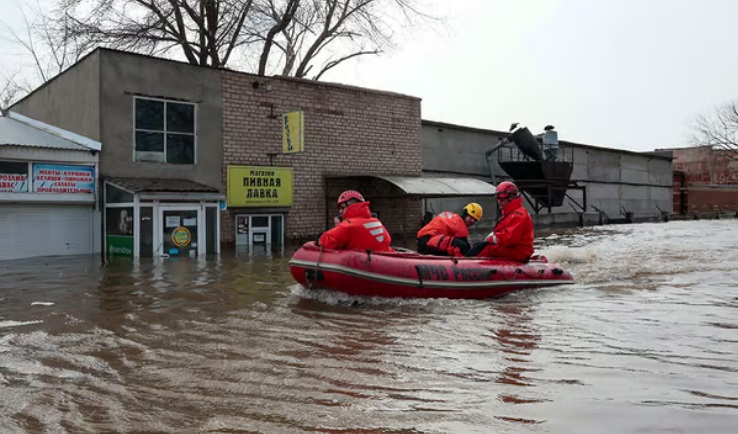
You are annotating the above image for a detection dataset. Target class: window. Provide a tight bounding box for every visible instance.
[134,97,196,164]
[105,183,133,203]
[0,161,29,193]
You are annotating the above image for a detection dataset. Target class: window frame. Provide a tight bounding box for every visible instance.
[132,96,198,165]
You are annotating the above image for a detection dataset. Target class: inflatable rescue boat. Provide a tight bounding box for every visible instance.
[289,242,574,299]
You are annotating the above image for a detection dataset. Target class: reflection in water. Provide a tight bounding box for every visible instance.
[492,303,540,388]
[0,220,737,433]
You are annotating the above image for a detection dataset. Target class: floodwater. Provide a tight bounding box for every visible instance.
[1,220,737,434]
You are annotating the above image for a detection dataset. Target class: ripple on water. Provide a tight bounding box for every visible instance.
[0,220,736,433]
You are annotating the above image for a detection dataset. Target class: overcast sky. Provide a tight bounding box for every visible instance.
[3,0,737,152]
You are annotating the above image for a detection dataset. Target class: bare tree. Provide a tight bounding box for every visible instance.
[1,70,23,114]
[56,0,258,67]
[52,0,431,78]
[270,0,405,80]
[691,100,738,160]
[1,0,86,108]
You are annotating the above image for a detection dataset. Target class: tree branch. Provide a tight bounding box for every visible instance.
[258,0,300,76]
[313,48,378,80]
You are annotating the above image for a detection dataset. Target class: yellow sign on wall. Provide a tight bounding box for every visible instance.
[282,110,304,153]
[227,165,294,207]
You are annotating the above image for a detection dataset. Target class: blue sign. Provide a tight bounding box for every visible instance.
[33,164,95,194]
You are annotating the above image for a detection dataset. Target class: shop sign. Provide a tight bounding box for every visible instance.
[282,110,304,154]
[33,164,95,194]
[227,165,293,207]
[172,226,191,247]
[0,173,28,192]
[106,235,133,257]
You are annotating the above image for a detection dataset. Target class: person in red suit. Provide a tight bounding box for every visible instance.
[318,190,394,252]
[416,203,483,256]
[466,181,534,262]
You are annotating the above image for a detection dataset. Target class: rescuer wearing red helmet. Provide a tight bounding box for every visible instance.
[318,190,394,252]
[466,181,534,262]
[416,203,483,257]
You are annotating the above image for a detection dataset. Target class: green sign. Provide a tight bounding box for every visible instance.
[107,235,134,257]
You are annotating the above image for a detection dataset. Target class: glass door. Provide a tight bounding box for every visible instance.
[160,207,201,257]
[234,214,284,254]
[250,215,270,255]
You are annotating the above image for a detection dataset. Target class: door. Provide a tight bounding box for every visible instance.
[160,207,201,257]
[0,204,94,261]
[249,215,271,254]
[234,214,284,254]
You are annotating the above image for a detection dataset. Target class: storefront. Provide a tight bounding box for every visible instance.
[226,165,292,254]
[0,112,101,261]
[103,178,223,258]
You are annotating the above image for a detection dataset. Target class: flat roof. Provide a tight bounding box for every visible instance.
[422,119,672,161]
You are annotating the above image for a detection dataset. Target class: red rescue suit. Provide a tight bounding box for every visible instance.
[319,202,394,252]
[417,212,470,256]
[476,197,534,262]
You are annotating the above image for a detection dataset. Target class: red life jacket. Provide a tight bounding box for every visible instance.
[319,202,394,252]
[425,234,464,257]
[417,212,469,239]
[478,197,534,262]
[417,212,469,256]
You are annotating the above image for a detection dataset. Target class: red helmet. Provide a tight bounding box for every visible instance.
[495,181,519,199]
[337,190,365,208]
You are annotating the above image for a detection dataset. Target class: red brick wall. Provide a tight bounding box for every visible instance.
[672,171,686,214]
[221,72,423,245]
[685,185,738,213]
[671,147,738,214]
[672,147,738,184]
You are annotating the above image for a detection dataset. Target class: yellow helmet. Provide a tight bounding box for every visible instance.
[463,203,483,221]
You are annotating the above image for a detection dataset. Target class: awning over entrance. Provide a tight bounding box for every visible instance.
[327,175,497,198]
[105,177,224,200]
[103,177,223,258]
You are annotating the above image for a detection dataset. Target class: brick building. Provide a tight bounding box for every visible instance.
[666,146,738,214]
[10,48,495,257]
[220,71,424,247]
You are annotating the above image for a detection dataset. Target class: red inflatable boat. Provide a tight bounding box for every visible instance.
[289,242,574,299]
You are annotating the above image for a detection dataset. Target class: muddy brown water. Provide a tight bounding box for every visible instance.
[1,220,737,433]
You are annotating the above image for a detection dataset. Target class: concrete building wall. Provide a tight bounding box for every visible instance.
[421,124,501,232]
[98,50,223,189]
[11,53,101,141]
[11,50,224,190]
[584,150,672,219]
[422,123,495,176]
[221,72,423,243]
[421,121,673,228]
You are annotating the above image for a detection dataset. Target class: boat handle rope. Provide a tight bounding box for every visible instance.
[518,267,546,278]
[308,245,325,290]
[498,267,546,280]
